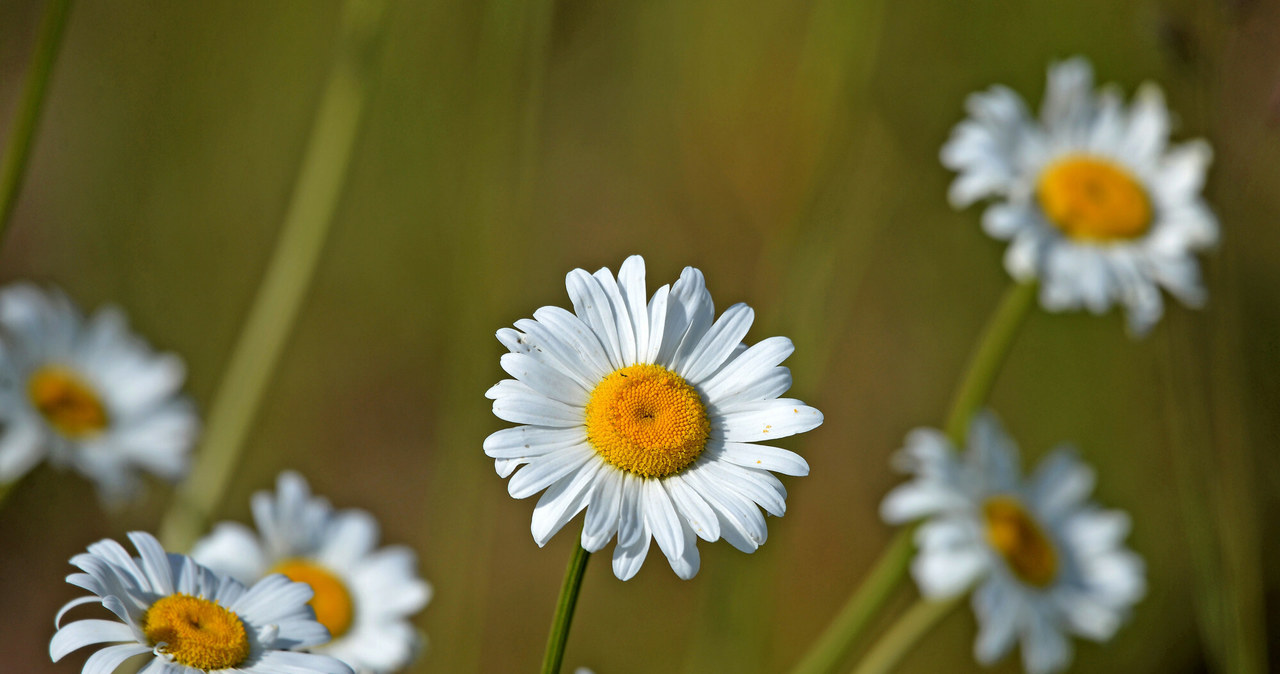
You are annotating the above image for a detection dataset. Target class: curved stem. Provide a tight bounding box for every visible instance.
[789,281,1036,674]
[849,596,962,674]
[789,529,914,674]
[541,544,591,674]
[0,0,74,244]
[942,281,1037,444]
[158,0,386,551]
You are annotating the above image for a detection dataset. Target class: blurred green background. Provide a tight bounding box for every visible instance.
[2,0,1278,672]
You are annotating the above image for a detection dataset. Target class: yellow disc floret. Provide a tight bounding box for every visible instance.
[1037,155,1152,241]
[584,363,710,478]
[271,559,355,639]
[142,594,251,670]
[28,366,109,438]
[982,496,1059,588]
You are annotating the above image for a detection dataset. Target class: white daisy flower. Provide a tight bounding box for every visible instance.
[880,412,1146,674]
[190,471,431,674]
[941,56,1218,335]
[484,255,823,580]
[50,531,352,674]
[0,283,198,500]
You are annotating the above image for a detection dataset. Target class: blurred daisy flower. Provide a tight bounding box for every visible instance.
[0,283,198,500]
[941,56,1218,335]
[191,471,431,674]
[880,412,1146,674]
[51,531,351,674]
[485,255,823,580]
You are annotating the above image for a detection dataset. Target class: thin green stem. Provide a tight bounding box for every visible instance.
[0,0,74,244]
[789,529,914,674]
[541,544,591,674]
[849,596,962,674]
[789,281,1036,674]
[158,0,386,551]
[942,281,1037,444]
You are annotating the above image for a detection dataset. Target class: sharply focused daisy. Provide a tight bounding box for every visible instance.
[51,531,352,674]
[0,284,198,500]
[191,471,431,674]
[881,412,1146,674]
[941,56,1218,335]
[484,255,823,580]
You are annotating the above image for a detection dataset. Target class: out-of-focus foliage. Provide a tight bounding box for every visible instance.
[1,0,1277,672]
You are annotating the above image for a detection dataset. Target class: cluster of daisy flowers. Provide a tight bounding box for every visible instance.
[32,53,1217,674]
[53,472,430,674]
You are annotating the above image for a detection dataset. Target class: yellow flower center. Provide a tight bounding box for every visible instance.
[27,366,109,438]
[1037,155,1152,241]
[271,559,355,639]
[584,363,710,478]
[142,594,251,670]
[982,496,1059,587]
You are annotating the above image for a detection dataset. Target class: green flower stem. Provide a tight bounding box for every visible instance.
[789,529,914,674]
[849,596,962,674]
[789,281,1036,674]
[541,543,591,674]
[0,0,74,244]
[158,0,386,551]
[942,281,1037,444]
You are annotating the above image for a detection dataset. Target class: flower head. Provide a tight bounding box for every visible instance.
[0,284,198,500]
[881,413,1146,674]
[51,531,352,674]
[485,255,823,580]
[941,57,1218,335]
[191,471,431,674]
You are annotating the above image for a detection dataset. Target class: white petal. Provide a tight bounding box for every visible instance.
[641,479,686,563]
[249,650,355,674]
[581,468,624,551]
[500,353,589,406]
[972,579,1021,664]
[642,284,670,364]
[521,308,613,382]
[664,473,720,542]
[880,483,966,524]
[1022,606,1073,674]
[656,267,714,367]
[616,255,650,364]
[0,418,45,483]
[592,266,638,365]
[50,619,136,661]
[82,643,151,674]
[567,269,625,370]
[1029,448,1094,521]
[488,380,584,427]
[716,441,809,476]
[484,426,585,460]
[531,461,600,546]
[677,304,754,384]
[717,399,823,442]
[615,473,645,548]
[507,445,594,499]
[611,523,652,581]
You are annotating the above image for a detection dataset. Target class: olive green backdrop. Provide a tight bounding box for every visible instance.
[1,0,1277,672]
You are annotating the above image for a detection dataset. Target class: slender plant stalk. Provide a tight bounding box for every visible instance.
[788,529,913,674]
[158,0,386,551]
[942,281,1037,442]
[541,544,591,674]
[848,596,962,674]
[789,281,1036,674]
[0,0,74,245]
